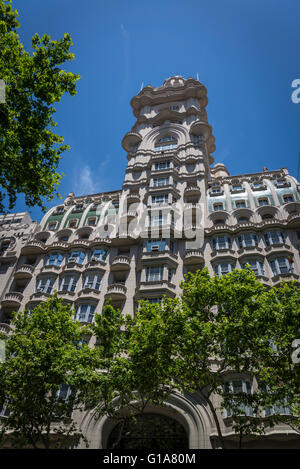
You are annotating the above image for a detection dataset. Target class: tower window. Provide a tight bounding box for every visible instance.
[154,161,170,171]
[232,184,243,192]
[283,194,294,203]
[235,200,246,209]
[213,203,223,211]
[154,135,177,152]
[258,198,269,206]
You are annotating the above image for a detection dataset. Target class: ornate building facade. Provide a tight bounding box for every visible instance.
[0,76,300,448]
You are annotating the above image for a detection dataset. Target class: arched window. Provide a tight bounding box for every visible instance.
[154,135,178,152]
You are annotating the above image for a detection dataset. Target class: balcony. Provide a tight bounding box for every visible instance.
[265,243,291,255]
[41,263,62,274]
[63,261,84,273]
[85,258,106,271]
[47,241,70,251]
[140,251,178,269]
[287,212,300,227]
[190,119,212,140]
[30,290,51,302]
[121,131,142,152]
[185,203,202,211]
[211,248,236,258]
[126,192,140,204]
[137,281,176,297]
[90,237,112,248]
[14,264,35,279]
[0,323,12,335]
[271,272,299,285]
[1,292,23,308]
[184,186,201,196]
[0,249,17,260]
[77,288,101,301]
[111,255,130,271]
[105,283,127,300]
[237,245,263,256]
[183,249,205,265]
[21,240,45,255]
[69,239,90,249]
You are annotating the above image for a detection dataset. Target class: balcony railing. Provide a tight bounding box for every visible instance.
[111,256,130,271]
[1,292,23,307]
[0,323,12,335]
[105,283,127,299]
[14,264,35,279]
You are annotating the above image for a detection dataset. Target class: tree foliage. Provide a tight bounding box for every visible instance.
[151,267,300,448]
[88,301,177,448]
[0,0,80,212]
[0,294,96,448]
[0,269,299,449]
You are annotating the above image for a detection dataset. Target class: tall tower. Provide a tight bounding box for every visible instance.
[122,75,216,214]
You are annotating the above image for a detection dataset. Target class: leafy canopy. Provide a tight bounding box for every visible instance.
[0,0,80,212]
[0,294,96,448]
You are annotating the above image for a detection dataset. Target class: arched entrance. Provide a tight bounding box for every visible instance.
[107,413,189,450]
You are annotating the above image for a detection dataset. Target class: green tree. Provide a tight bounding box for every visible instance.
[0,0,80,212]
[145,268,300,449]
[0,294,96,449]
[90,301,177,449]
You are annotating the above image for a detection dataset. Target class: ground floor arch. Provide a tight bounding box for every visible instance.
[107,413,188,450]
[78,393,213,449]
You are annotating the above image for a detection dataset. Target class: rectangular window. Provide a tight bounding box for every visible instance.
[57,384,72,401]
[236,201,246,209]
[36,277,54,294]
[242,259,265,276]
[0,400,9,417]
[87,217,96,226]
[90,249,108,262]
[283,194,294,203]
[84,274,101,290]
[147,239,166,252]
[225,380,253,417]
[238,233,258,248]
[48,222,57,230]
[75,304,96,323]
[258,198,269,206]
[212,236,231,250]
[214,263,234,276]
[270,258,293,275]
[59,275,77,292]
[152,194,168,205]
[47,253,63,266]
[150,213,167,227]
[168,268,175,283]
[153,177,169,187]
[146,266,163,282]
[211,187,221,194]
[154,161,170,171]
[264,231,284,246]
[68,251,85,264]
[214,203,223,211]
[232,184,242,192]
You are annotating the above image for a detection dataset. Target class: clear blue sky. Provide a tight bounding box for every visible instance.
[10,0,300,222]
